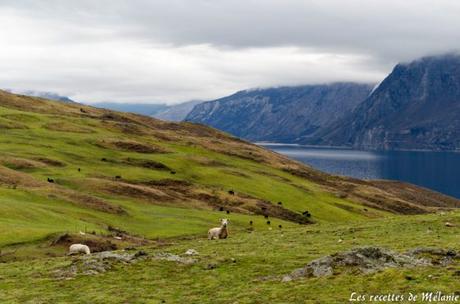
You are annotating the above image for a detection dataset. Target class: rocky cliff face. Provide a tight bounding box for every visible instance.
[185,83,373,142]
[309,54,460,150]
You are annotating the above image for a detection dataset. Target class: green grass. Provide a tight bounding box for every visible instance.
[1,95,459,303]
[0,211,458,303]
[0,104,379,249]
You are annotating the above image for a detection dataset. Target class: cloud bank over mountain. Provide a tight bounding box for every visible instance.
[1,0,459,103]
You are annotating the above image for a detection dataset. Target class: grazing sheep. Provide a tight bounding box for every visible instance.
[228,190,235,195]
[47,178,54,183]
[68,244,90,255]
[208,219,229,240]
[302,211,311,217]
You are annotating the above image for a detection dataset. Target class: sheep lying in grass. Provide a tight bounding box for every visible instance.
[208,219,229,240]
[68,244,91,255]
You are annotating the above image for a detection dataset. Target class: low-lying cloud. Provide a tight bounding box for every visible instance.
[0,0,459,104]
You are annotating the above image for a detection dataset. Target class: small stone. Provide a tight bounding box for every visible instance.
[185,249,199,256]
[281,275,292,282]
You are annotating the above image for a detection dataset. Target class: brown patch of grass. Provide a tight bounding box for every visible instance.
[33,157,66,167]
[0,157,46,170]
[43,122,94,134]
[248,201,312,224]
[96,139,168,154]
[56,190,126,214]
[0,166,45,188]
[123,158,171,170]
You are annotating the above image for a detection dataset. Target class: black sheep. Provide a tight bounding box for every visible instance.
[115,175,121,179]
[228,190,235,195]
[266,221,271,225]
[249,220,253,225]
[170,171,176,175]
[226,210,230,214]
[277,201,282,205]
[47,178,54,183]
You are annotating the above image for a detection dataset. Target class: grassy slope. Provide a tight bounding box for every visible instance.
[0,91,459,303]
[0,92,397,249]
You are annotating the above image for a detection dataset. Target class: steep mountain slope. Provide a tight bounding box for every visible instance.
[185,83,373,142]
[153,100,203,121]
[308,54,460,150]
[0,89,458,253]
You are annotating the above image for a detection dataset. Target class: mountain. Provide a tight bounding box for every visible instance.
[308,54,460,150]
[185,83,374,142]
[91,101,202,121]
[8,90,76,103]
[91,102,169,116]
[153,100,203,121]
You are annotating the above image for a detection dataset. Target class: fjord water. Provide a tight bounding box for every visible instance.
[260,144,460,199]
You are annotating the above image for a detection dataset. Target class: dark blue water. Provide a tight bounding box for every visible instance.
[260,144,460,199]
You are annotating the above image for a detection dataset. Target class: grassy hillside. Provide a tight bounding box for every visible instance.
[0,90,459,303]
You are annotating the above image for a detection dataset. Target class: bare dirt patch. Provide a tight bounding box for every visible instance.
[51,233,117,253]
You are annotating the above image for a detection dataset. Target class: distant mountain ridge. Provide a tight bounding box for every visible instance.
[6,90,76,103]
[153,100,202,121]
[185,83,374,142]
[307,54,460,150]
[91,101,202,121]
[91,102,169,116]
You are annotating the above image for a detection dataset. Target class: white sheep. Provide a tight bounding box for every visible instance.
[68,243,91,255]
[208,218,229,240]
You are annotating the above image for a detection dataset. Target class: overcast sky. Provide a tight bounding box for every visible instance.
[0,0,459,104]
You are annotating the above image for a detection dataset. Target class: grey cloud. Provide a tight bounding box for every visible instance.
[0,0,458,103]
